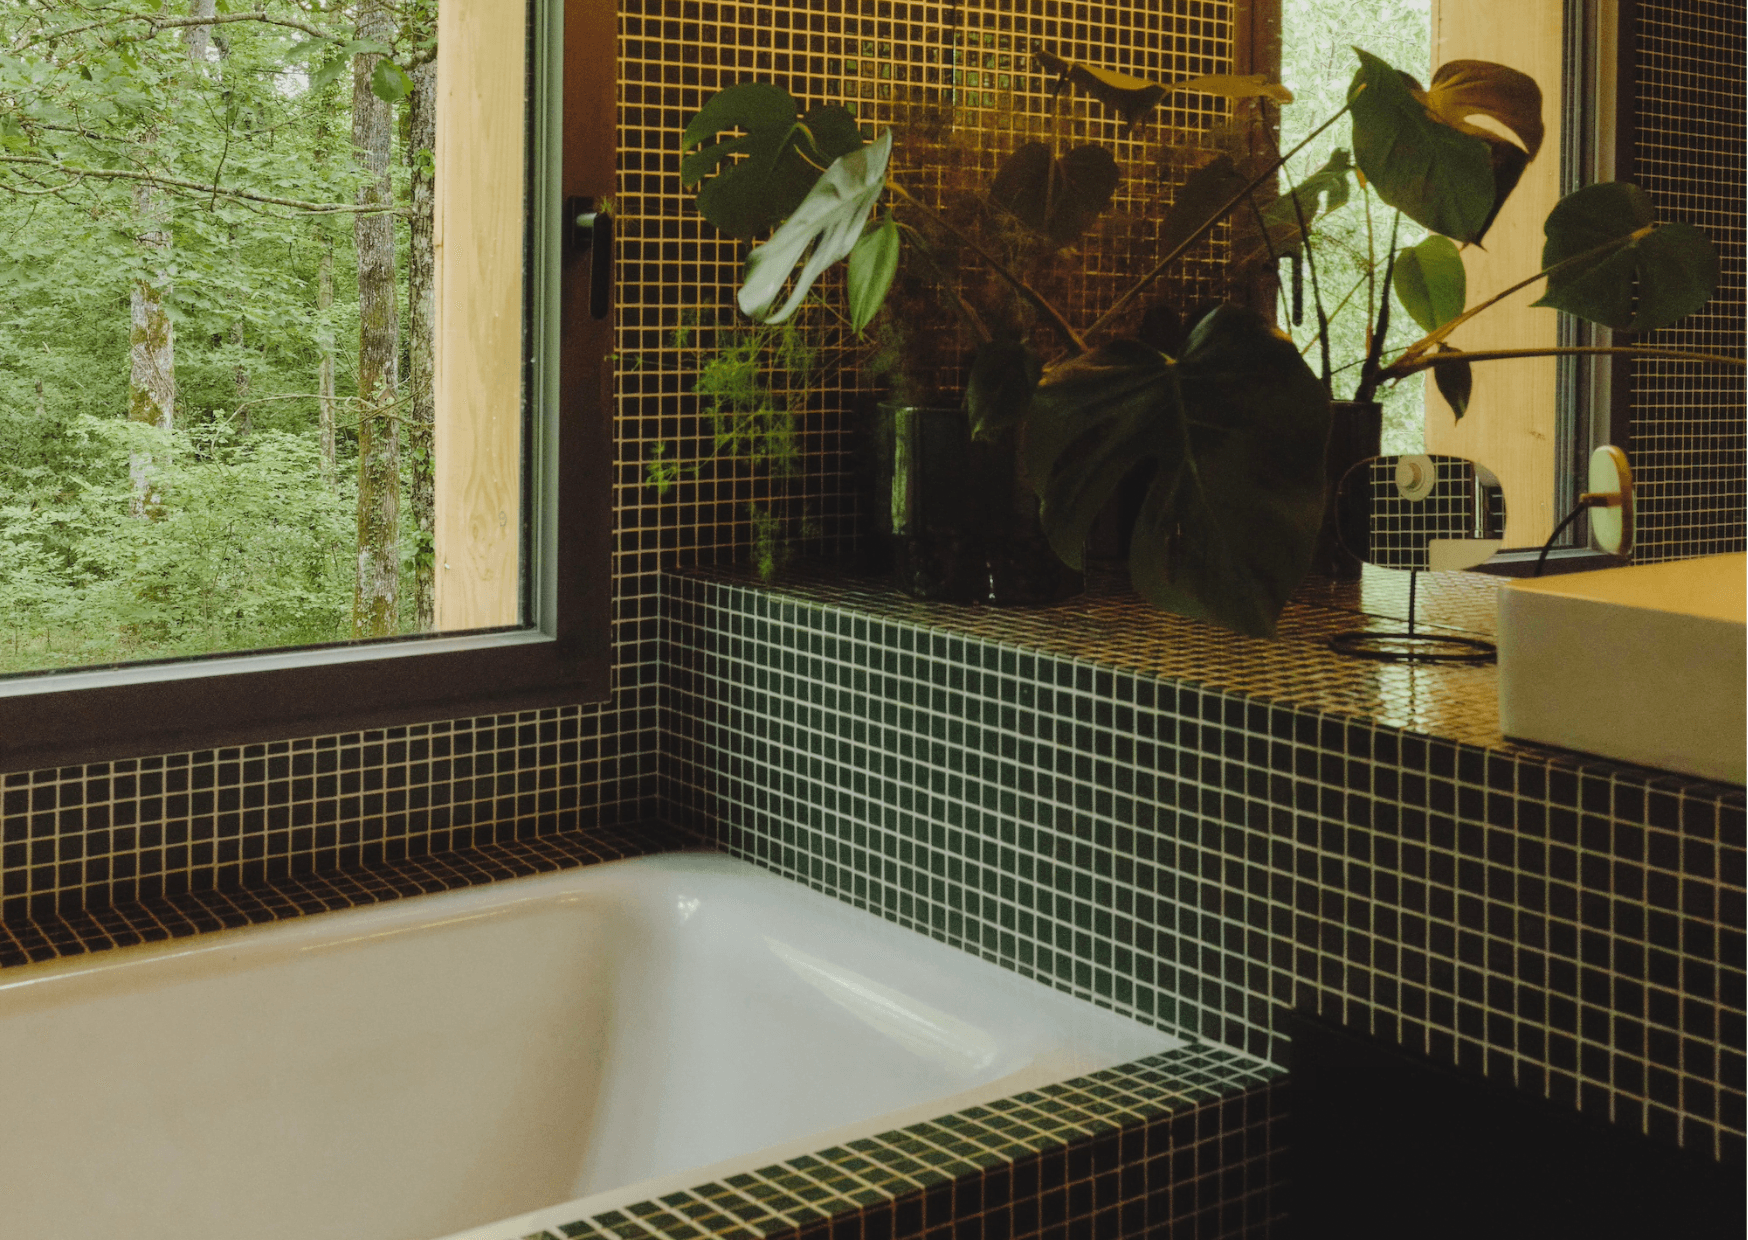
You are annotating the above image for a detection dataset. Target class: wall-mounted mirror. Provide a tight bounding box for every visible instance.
[1335,455,1508,572]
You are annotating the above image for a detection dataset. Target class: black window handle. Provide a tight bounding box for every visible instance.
[567,196,613,320]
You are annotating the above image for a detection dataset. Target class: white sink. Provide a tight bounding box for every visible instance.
[1497,552,1746,784]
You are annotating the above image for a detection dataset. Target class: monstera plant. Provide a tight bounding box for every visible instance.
[679,47,1737,637]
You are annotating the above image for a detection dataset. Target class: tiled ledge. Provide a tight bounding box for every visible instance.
[0,823,698,969]
[662,568,1746,1162]
[674,561,1724,784]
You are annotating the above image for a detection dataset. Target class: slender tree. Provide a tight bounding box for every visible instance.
[351,0,402,638]
[317,232,338,483]
[407,56,437,631]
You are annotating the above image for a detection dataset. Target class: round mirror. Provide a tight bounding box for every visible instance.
[1334,454,1507,572]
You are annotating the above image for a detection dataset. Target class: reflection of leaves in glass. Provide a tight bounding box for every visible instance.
[1533,182,1719,332]
[1023,307,1330,637]
[680,83,865,240]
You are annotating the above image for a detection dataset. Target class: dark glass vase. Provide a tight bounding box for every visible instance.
[866,402,1083,605]
[1310,399,1383,580]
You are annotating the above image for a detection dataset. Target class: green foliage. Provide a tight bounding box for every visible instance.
[1348,49,1539,245]
[1392,235,1467,333]
[680,84,865,240]
[1533,182,1719,331]
[645,309,827,578]
[1279,0,1433,451]
[1024,307,1331,638]
[739,131,893,323]
[847,214,901,334]
[0,0,433,674]
[0,418,353,672]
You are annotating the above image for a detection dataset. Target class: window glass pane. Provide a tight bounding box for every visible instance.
[0,0,524,676]
[1279,0,1431,454]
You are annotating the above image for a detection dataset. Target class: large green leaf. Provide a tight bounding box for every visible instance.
[1035,50,1292,125]
[681,84,864,239]
[1392,234,1466,332]
[989,142,1120,246]
[1023,306,1330,637]
[1430,345,1474,420]
[1172,73,1294,104]
[369,60,413,104]
[1533,181,1719,331]
[846,213,900,333]
[966,339,1043,443]
[739,131,893,324]
[1349,49,1518,244]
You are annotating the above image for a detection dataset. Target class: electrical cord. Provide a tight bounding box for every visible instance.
[1531,495,1609,578]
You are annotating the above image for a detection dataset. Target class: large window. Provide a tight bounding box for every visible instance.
[1278,0,1629,555]
[0,0,614,769]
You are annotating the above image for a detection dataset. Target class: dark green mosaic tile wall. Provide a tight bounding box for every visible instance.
[660,570,1747,1164]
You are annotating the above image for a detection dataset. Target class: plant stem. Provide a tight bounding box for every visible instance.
[1396,225,1657,363]
[885,180,1083,354]
[1261,101,1333,392]
[1353,211,1400,404]
[1383,343,1745,379]
[1299,272,1369,356]
[1362,183,1377,356]
[1086,97,1357,341]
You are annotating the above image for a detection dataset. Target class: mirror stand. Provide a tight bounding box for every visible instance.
[1328,569,1498,665]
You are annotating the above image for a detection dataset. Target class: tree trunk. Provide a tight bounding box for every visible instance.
[129,174,174,519]
[407,57,437,632]
[318,234,337,484]
[231,319,251,435]
[182,0,217,65]
[351,0,402,639]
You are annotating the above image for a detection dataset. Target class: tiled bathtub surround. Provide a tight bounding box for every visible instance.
[0,822,694,968]
[523,1045,1282,1240]
[662,567,1747,1163]
[0,708,661,922]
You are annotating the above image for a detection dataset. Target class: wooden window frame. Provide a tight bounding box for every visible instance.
[0,0,615,771]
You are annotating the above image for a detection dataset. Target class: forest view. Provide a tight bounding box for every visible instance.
[0,1,1432,678]
[1279,0,1432,452]
[0,0,449,675]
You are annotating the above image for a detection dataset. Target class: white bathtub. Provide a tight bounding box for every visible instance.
[0,850,1179,1240]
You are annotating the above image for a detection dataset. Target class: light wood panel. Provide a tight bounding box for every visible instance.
[434,0,526,630]
[1425,0,1564,547]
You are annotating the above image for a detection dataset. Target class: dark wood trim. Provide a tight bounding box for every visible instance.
[1607,0,1639,453]
[559,0,617,675]
[0,0,616,774]
[1475,546,1626,577]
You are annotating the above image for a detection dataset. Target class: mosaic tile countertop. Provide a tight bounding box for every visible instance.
[680,563,1529,755]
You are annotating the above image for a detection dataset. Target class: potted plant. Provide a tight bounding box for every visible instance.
[677,46,1738,635]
